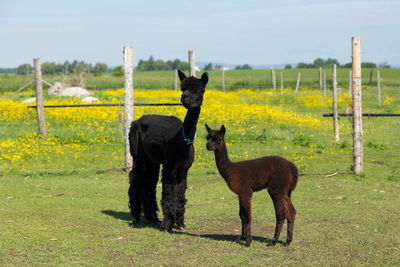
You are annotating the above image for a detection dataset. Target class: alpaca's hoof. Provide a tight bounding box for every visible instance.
[283,240,292,246]
[129,218,140,226]
[146,217,161,225]
[245,242,251,247]
[174,223,186,231]
[160,222,173,233]
[267,241,277,246]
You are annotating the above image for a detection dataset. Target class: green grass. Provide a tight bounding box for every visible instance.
[1,67,399,92]
[1,171,399,266]
[1,70,399,265]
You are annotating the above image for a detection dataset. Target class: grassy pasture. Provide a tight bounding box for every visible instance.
[0,68,399,92]
[1,171,399,266]
[0,70,400,265]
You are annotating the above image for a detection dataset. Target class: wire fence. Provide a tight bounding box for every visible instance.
[1,74,399,180]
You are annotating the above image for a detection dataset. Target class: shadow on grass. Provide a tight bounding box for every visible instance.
[102,210,276,246]
[173,231,274,247]
[101,210,159,229]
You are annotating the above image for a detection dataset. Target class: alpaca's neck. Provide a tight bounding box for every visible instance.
[183,107,201,141]
[214,142,232,179]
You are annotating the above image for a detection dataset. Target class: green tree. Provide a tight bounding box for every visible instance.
[41,62,56,74]
[235,64,252,70]
[112,65,124,76]
[297,62,314,68]
[324,58,340,67]
[203,62,213,71]
[313,58,324,68]
[93,63,108,76]
[16,63,33,75]
[136,56,189,71]
[342,62,378,68]
[284,64,292,69]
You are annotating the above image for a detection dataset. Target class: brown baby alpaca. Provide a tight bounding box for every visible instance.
[205,124,298,247]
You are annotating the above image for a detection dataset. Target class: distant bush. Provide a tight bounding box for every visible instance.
[136,56,189,71]
[112,66,124,77]
[235,64,252,70]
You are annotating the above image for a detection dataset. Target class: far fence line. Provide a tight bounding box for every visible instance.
[323,113,400,117]
[26,103,182,109]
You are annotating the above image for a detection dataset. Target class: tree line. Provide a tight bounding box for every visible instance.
[287,58,391,69]
[0,56,392,75]
[12,61,108,76]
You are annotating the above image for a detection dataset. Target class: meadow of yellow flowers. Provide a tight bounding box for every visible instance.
[0,88,351,173]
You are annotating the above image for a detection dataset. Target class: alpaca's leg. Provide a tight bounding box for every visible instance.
[175,169,188,230]
[142,161,161,224]
[128,159,146,223]
[160,167,175,232]
[239,202,246,240]
[239,195,252,247]
[268,190,286,246]
[284,196,296,246]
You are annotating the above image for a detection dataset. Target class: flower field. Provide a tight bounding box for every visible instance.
[1,83,399,266]
[0,86,399,179]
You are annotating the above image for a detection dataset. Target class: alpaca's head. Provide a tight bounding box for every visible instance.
[205,124,226,151]
[178,69,208,110]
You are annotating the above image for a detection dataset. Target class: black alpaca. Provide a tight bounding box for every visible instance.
[205,124,298,247]
[128,70,208,232]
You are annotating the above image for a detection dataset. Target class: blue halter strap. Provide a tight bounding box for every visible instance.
[182,127,194,145]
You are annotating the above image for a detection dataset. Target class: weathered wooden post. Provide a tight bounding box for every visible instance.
[174,69,178,91]
[222,68,226,92]
[188,50,196,77]
[280,72,283,94]
[319,67,323,90]
[368,69,374,86]
[377,69,381,106]
[349,70,352,94]
[271,69,276,90]
[351,37,363,174]
[33,58,47,137]
[323,70,327,96]
[123,46,134,171]
[295,73,301,93]
[332,64,339,143]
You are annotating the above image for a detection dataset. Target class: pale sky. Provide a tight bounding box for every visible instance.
[1,0,400,67]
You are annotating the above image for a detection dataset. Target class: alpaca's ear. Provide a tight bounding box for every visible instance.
[220,125,226,135]
[201,72,209,86]
[205,123,211,133]
[178,69,187,82]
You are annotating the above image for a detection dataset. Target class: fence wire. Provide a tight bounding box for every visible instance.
[0,80,399,180]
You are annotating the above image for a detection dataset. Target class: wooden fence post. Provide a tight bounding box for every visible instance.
[222,68,226,92]
[323,70,327,96]
[349,70,352,94]
[319,67,323,90]
[377,69,381,106]
[174,69,178,91]
[368,69,374,86]
[188,50,196,77]
[271,69,276,90]
[280,72,283,94]
[351,37,363,174]
[123,46,134,172]
[332,64,339,143]
[295,73,301,93]
[33,58,47,137]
